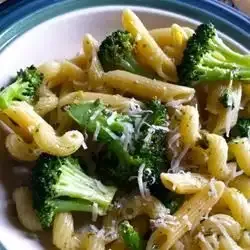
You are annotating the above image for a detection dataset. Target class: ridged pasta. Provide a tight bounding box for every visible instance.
[160,172,209,194]
[5,133,41,161]
[102,70,195,102]
[13,187,42,232]
[179,105,200,146]
[58,91,143,113]
[150,26,194,48]
[238,230,250,248]
[53,212,80,250]
[80,231,105,250]
[34,84,58,116]
[229,174,250,199]
[147,181,225,250]
[223,187,250,230]
[206,133,231,180]
[122,195,169,220]
[122,9,177,81]
[3,101,84,156]
[228,138,250,176]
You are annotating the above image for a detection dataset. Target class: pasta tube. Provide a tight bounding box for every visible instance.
[150,26,194,48]
[13,187,42,232]
[102,70,195,102]
[6,134,41,162]
[53,213,80,250]
[228,138,250,176]
[80,231,105,250]
[179,105,200,146]
[34,84,58,116]
[147,181,225,250]
[206,133,231,180]
[229,174,250,199]
[122,9,177,81]
[160,172,209,194]
[223,187,250,230]
[4,101,84,156]
[58,91,143,113]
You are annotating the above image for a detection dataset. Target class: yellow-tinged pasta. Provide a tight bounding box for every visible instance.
[70,54,88,69]
[147,181,225,250]
[122,195,169,220]
[206,133,231,180]
[53,213,80,250]
[228,138,250,176]
[0,112,32,141]
[186,146,208,167]
[223,187,250,229]
[34,84,58,116]
[179,105,200,146]
[80,231,105,250]
[196,233,219,250]
[150,26,194,48]
[219,236,243,250]
[4,101,84,156]
[102,70,195,102]
[38,61,63,88]
[229,174,250,199]
[13,187,42,232]
[122,9,177,81]
[83,34,107,92]
[160,172,209,194]
[58,91,143,113]
[239,231,250,248]
[56,83,75,134]
[5,133,41,161]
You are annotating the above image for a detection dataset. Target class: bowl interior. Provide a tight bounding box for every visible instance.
[0,5,249,250]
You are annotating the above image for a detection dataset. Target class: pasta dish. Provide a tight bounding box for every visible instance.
[2,9,250,250]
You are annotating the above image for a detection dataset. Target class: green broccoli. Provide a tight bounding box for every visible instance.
[119,221,144,250]
[67,99,168,189]
[230,118,250,138]
[0,66,43,109]
[31,154,117,228]
[98,30,154,78]
[178,23,250,86]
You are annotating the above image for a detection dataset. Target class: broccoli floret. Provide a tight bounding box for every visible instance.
[119,221,144,250]
[0,66,43,109]
[32,154,117,228]
[178,23,250,86]
[230,118,250,138]
[219,89,235,109]
[67,99,168,190]
[98,30,153,77]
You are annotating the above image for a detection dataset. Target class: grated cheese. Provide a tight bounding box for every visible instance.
[107,111,117,125]
[90,108,103,121]
[169,145,190,173]
[92,202,98,222]
[182,215,192,230]
[137,164,150,200]
[93,121,101,141]
[208,178,218,197]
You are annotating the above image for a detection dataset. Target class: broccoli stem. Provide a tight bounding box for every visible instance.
[53,199,97,213]
[56,163,116,210]
[210,38,250,67]
[0,80,27,109]
[120,55,154,78]
[119,221,144,250]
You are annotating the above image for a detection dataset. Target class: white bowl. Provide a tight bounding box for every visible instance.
[0,4,249,250]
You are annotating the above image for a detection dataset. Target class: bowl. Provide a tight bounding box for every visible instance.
[0,1,249,249]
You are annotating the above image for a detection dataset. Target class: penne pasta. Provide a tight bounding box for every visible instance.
[102,70,195,102]
[122,9,177,81]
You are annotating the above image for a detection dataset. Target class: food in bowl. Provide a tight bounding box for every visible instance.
[1,8,250,250]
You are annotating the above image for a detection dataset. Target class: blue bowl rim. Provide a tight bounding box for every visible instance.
[0,0,249,249]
